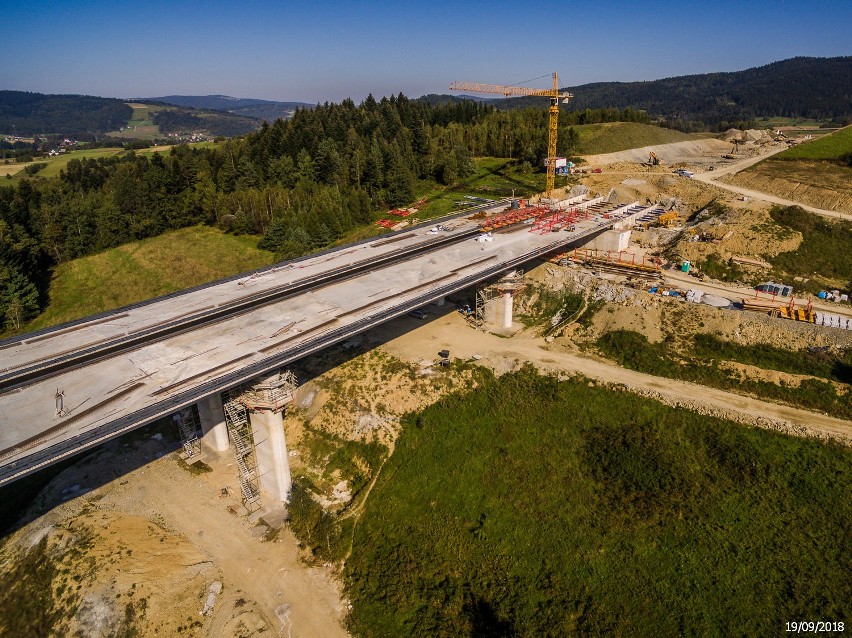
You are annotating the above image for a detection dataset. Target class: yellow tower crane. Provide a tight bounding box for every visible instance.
[450,72,573,199]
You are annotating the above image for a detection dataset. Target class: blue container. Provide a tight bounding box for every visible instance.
[818,291,827,299]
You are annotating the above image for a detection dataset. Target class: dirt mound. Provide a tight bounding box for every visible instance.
[582,139,730,166]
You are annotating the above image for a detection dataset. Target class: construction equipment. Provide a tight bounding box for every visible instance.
[450,73,573,198]
[647,151,661,166]
[657,211,678,227]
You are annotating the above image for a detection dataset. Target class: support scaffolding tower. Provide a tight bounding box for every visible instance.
[174,407,200,460]
[222,391,261,511]
[221,370,299,511]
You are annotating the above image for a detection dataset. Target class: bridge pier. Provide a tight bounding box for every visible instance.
[248,409,291,504]
[240,372,298,505]
[197,393,230,452]
[500,291,514,328]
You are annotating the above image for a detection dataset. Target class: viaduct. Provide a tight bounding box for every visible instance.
[0,195,648,507]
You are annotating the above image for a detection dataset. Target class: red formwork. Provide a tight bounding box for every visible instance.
[528,207,590,234]
[479,206,546,231]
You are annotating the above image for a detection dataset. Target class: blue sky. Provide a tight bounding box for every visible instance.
[2,0,850,103]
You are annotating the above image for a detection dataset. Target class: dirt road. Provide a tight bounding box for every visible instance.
[691,149,851,221]
[379,311,852,443]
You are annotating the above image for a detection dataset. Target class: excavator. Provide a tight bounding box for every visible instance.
[646,151,664,166]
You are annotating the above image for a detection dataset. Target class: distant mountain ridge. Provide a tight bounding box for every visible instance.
[142,95,314,122]
[0,91,131,137]
[0,91,260,139]
[482,57,852,128]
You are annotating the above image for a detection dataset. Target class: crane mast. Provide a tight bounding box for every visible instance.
[450,72,573,199]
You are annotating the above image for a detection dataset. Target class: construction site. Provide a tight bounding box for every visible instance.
[1,70,850,637]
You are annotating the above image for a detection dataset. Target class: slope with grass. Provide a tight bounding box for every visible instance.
[772,125,852,161]
[575,122,711,155]
[345,367,851,637]
[766,205,852,292]
[25,226,274,332]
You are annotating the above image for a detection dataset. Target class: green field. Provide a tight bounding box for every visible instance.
[4,142,216,181]
[771,125,852,161]
[768,205,852,290]
[24,226,275,332]
[414,157,549,218]
[576,122,711,155]
[345,367,851,637]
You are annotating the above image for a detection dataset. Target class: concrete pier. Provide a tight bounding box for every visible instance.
[240,372,297,504]
[500,291,513,328]
[197,393,229,452]
[248,409,291,503]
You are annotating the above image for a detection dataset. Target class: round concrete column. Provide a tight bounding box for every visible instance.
[197,393,229,452]
[502,292,513,329]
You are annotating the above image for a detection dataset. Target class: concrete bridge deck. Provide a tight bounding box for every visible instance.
[0,199,639,485]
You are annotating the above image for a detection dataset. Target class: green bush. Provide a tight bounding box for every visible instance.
[287,479,346,562]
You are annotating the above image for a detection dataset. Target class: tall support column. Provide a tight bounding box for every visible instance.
[501,291,513,328]
[248,409,291,503]
[197,393,229,452]
[435,296,446,307]
[239,371,298,505]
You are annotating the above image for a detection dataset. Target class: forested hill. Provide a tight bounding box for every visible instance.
[0,91,132,137]
[143,95,314,122]
[489,57,852,129]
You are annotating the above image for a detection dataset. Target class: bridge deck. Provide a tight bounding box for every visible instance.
[0,200,636,485]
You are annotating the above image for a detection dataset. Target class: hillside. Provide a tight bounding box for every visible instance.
[144,95,314,122]
[346,367,851,636]
[0,91,260,139]
[0,91,131,138]
[574,122,710,155]
[24,226,274,332]
[488,57,852,129]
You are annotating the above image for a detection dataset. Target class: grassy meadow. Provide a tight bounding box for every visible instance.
[24,226,274,332]
[345,367,851,637]
[767,205,852,290]
[771,124,852,161]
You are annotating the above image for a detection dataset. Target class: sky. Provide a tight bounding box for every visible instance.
[2,0,850,104]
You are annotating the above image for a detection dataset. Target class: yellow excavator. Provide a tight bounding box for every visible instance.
[647,151,664,166]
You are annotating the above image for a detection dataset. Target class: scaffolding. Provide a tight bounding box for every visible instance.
[223,392,261,510]
[474,270,526,329]
[220,369,299,511]
[528,207,590,234]
[240,370,298,412]
[174,407,200,460]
